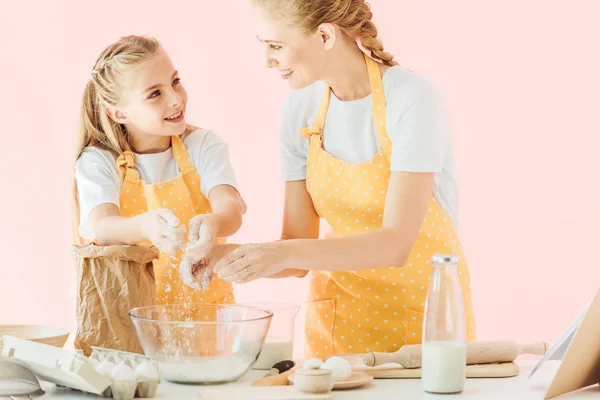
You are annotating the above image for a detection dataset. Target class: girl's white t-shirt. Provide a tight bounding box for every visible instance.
[279,65,460,226]
[75,128,238,239]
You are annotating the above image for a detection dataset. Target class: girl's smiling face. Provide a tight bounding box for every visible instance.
[109,51,188,143]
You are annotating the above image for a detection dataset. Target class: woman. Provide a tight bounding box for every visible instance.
[214,0,476,358]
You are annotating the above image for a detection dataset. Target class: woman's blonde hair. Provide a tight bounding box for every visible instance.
[252,0,397,66]
[72,35,162,245]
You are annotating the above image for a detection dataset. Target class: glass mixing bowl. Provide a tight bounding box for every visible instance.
[129,304,272,384]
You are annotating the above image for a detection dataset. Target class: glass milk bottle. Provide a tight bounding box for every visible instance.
[421,254,467,394]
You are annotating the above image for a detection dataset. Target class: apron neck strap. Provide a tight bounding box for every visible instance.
[299,54,392,150]
[170,135,195,173]
[299,85,331,142]
[365,55,392,150]
[313,84,332,133]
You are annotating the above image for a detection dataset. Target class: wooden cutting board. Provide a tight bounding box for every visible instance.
[199,386,334,400]
[352,362,519,378]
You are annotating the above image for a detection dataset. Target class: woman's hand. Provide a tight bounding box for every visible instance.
[213,242,300,283]
[139,209,186,256]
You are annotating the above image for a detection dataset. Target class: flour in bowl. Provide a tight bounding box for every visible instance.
[158,356,249,383]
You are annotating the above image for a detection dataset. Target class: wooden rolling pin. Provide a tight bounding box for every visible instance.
[251,361,296,386]
[363,340,549,368]
[251,368,295,386]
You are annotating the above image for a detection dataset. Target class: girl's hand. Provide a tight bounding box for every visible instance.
[185,213,222,263]
[180,243,241,290]
[139,209,185,256]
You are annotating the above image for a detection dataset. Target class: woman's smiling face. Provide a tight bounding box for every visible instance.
[254,8,330,90]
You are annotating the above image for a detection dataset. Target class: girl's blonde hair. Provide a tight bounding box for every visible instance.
[252,0,397,66]
[72,35,162,245]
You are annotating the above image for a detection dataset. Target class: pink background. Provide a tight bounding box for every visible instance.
[1,1,599,356]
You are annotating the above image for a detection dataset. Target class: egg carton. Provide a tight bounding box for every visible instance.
[1,335,160,400]
[87,347,160,399]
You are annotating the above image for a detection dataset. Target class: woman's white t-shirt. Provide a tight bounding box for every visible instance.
[279,66,461,226]
[75,129,238,239]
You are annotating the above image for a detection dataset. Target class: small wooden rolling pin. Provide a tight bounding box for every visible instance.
[251,369,295,386]
[251,361,297,386]
[363,340,549,368]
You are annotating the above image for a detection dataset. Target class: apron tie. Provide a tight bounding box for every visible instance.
[299,126,322,141]
[116,151,136,182]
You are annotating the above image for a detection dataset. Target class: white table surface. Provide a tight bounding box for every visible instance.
[36,360,600,400]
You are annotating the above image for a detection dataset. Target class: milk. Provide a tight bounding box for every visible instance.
[252,336,293,370]
[421,341,466,394]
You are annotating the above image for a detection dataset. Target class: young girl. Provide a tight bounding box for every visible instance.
[74,35,245,306]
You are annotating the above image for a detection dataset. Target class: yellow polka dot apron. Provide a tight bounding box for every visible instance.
[116,135,234,307]
[299,55,476,358]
